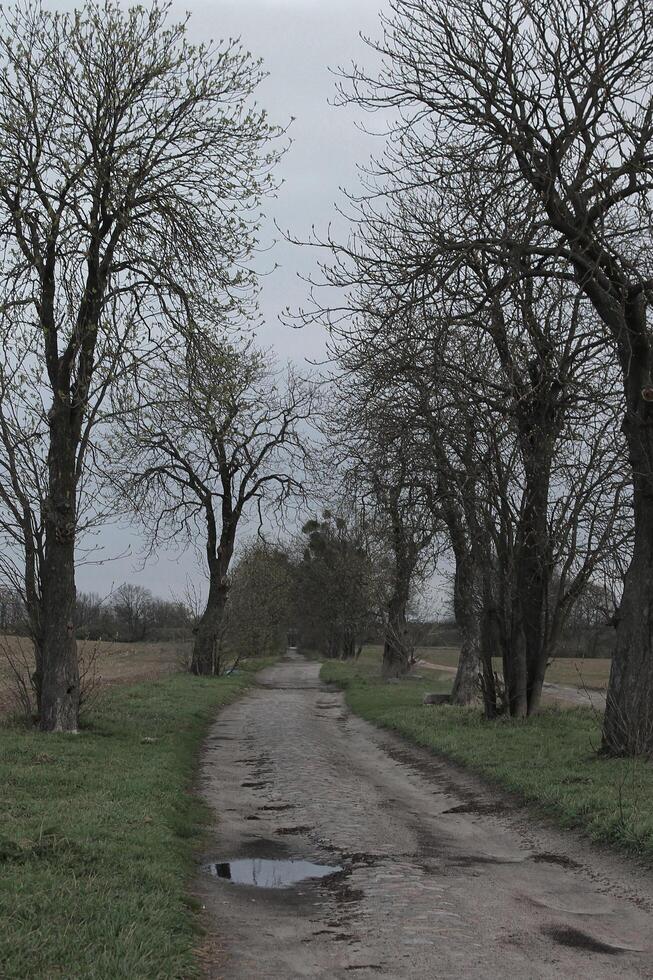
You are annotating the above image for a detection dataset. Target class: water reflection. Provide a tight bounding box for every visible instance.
[202,857,341,888]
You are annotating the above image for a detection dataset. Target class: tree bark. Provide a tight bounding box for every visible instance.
[513,450,552,715]
[39,408,80,732]
[341,626,357,660]
[604,534,653,754]
[602,297,653,753]
[504,623,528,718]
[450,552,480,705]
[479,591,499,718]
[191,573,228,676]
[451,622,480,705]
[382,583,411,678]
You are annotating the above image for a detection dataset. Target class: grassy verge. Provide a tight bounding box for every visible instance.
[322,656,653,864]
[0,663,267,979]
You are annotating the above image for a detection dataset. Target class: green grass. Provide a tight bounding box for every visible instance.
[0,664,266,980]
[322,657,653,864]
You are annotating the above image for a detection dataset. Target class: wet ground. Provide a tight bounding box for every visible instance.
[195,657,653,979]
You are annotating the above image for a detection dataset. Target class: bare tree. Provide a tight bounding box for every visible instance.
[339,0,653,751]
[326,378,442,677]
[0,1,281,729]
[112,584,153,642]
[115,339,313,675]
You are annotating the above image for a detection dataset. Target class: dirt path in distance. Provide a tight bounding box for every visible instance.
[195,657,652,979]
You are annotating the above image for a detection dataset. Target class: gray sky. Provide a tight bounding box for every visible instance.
[78,0,387,598]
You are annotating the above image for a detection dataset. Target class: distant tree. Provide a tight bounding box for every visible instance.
[222,541,294,660]
[147,598,193,639]
[326,384,441,677]
[0,587,25,634]
[112,584,153,642]
[116,340,313,675]
[75,593,108,640]
[293,511,385,659]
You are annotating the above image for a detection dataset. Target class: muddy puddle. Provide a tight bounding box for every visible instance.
[201,857,342,888]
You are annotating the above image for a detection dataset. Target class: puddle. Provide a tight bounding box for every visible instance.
[202,857,342,888]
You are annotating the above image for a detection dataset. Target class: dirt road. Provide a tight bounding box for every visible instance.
[196,658,653,979]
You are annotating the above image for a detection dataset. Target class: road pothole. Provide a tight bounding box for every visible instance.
[201,857,342,888]
[442,801,508,816]
[542,925,642,954]
[531,851,581,869]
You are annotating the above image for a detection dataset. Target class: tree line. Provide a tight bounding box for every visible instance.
[0,583,191,643]
[0,0,652,762]
[0,1,301,730]
[294,0,653,756]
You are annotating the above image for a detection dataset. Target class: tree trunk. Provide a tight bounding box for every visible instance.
[450,552,480,706]
[514,452,552,715]
[382,585,411,678]
[504,620,528,718]
[451,624,480,705]
[341,627,357,660]
[191,575,227,676]
[603,535,653,754]
[602,311,653,752]
[479,593,499,718]
[39,410,80,732]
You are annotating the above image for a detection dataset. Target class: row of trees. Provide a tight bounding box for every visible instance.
[0,1,308,730]
[209,517,415,668]
[0,1,387,724]
[76,586,192,643]
[2,0,651,763]
[294,0,653,755]
[0,583,191,643]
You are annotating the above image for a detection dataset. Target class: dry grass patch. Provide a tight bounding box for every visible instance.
[413,645,611,691]
[0,636,190,717]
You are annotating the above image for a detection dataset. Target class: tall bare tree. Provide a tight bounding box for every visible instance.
[0,1,281,729]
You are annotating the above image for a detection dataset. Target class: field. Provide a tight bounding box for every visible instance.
[322,652,653,864]
[0,635,190,717]
[414,644,611,691]
[0,665,265,980]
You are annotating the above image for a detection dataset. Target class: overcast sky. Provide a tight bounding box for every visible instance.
[78,0,388,598]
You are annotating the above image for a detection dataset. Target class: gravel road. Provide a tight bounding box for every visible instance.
[195,657,653,979]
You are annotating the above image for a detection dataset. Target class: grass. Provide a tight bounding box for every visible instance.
[322,654,653,864]
[0,663,266,980]
[0,635,189,717]
[411,644,611,690]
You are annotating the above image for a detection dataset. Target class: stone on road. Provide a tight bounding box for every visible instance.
[196,658,653,979]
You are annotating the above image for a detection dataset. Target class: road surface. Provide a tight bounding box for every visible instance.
[195,657,652,979]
